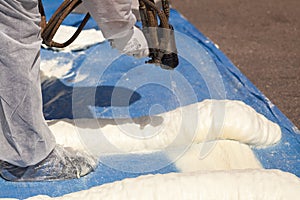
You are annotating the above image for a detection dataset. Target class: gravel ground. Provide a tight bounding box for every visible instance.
[172,0,299,128]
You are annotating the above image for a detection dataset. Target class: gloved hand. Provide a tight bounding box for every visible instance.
[110,26,149,58]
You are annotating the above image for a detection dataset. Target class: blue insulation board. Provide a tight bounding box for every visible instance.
[1,1,299,199]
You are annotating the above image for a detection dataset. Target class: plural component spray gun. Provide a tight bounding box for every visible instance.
[38,0,179,69]
[138,0,179,69]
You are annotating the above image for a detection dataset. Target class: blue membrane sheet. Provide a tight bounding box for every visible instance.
[1,0,299,199]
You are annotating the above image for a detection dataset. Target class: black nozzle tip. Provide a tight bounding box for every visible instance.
[161,53,179,70]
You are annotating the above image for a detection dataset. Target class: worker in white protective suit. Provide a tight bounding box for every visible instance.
[0,0,148,181]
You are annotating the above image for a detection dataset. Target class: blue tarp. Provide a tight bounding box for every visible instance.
[1,1,299,199]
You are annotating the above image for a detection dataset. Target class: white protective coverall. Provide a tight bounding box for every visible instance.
[0,0,147,180]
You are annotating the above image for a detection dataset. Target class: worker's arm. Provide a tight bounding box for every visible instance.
[82,0,149,58]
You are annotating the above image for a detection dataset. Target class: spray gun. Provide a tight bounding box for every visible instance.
[138,0,179,69]
[38,0,179,69]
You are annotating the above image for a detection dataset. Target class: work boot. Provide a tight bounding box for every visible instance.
[0,145,97,182]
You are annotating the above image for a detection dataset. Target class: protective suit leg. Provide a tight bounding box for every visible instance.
[0,1,96,181]
[0,0,56,167]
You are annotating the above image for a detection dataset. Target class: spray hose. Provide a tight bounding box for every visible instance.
[38,0,89,48]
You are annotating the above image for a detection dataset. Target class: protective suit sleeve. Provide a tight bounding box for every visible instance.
[82,0,136,39]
